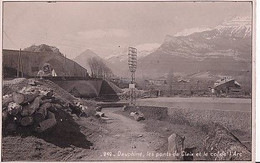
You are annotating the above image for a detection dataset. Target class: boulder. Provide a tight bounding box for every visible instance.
[130,112,136,117]
[95,112,105,118]
[133,111,145,121]
[168,133,185,160]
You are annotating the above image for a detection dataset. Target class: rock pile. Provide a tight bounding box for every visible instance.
[2,80,88,135]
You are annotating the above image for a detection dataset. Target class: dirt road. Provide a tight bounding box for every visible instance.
[82,107,166,161]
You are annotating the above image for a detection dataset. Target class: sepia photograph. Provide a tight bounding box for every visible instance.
[1,1,255,162]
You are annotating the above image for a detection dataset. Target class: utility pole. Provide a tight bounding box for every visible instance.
[17,49,21,78]
[17,53,19,78]
[20,48,23,78]
[64,54,66,77]
[128,47,137,106]
[73,62,76,76]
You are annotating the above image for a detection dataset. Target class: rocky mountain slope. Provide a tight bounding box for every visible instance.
[137,16,252,79]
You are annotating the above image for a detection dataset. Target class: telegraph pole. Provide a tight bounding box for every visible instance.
[20,48,24,77]
[128,47,137,105]
[17,53,19,78]
[17,48,21,78]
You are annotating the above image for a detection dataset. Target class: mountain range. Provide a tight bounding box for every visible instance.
[137,16,251,78]
[73,16,252,82]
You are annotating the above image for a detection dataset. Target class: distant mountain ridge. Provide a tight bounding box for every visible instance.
[73,16,252,83]
[215,16,251,38]
[74,49,114,78]
[158,16,251,60]
[73,49,103,71]
[174,16,251,38]
[137,16,252,78]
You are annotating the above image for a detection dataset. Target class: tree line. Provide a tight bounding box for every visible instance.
[87,57,114,79]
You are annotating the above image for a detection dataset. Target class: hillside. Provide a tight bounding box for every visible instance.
[24,44,64,56]
[3,45,89,78]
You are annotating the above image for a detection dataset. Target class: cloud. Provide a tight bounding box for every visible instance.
[77,28,130,39]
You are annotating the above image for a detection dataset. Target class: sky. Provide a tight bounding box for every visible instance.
[2,1,252,59]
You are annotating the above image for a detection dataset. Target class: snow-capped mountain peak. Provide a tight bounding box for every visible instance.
[174,27,212,37]
[135,43,161,57]
[215,16,251,38]
[219,16,251,28]
[169,16,251,39]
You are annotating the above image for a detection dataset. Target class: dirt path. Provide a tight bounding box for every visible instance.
[82,107,166,161]
[2,107,167,161]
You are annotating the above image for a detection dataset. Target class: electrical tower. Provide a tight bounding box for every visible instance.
[128,47,137,105]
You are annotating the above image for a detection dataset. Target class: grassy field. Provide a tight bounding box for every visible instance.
[118,103,252,160]
[136,97,252,150]
[137,97,251,112]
